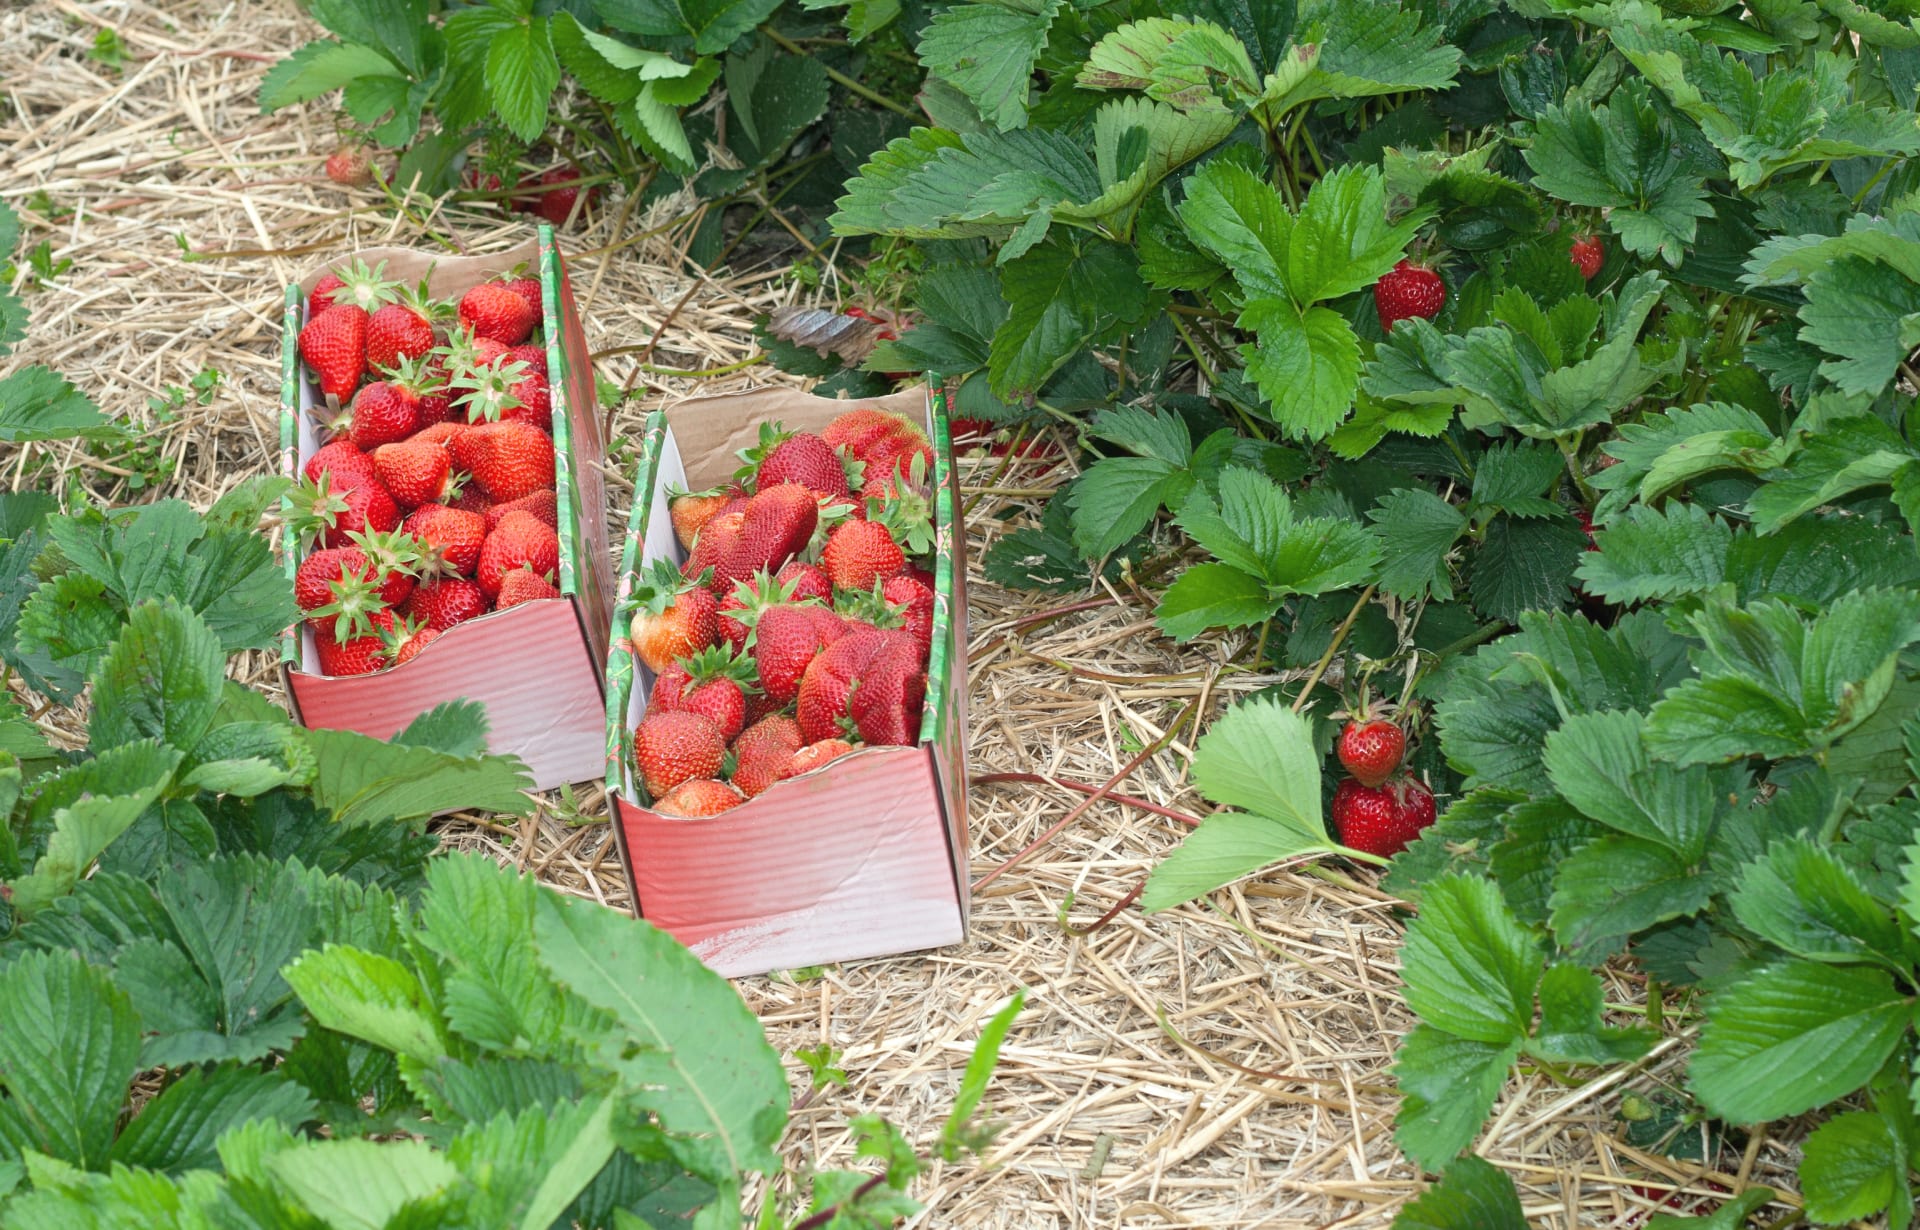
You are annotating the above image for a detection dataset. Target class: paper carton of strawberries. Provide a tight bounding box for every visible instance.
[605,385,969,978]
[278,228,613,792]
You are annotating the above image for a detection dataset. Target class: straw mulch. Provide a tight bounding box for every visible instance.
[1,4,1806,1226]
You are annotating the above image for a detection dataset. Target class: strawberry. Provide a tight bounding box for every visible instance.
[880,575,935,660]
[324,145,372,186]
[903,563,936,592]
[402,576,488,631]
[450,356,542,429]
[485,488,559,532]
[455,419,554,503]
[821,518,905,593]
[288,473,401,550]
[717,570,816,655]
[375,440,455,509]
[340,379,419,451]
[1570,233,1604,279]
[296,535,417,640]
[1331,776,1437,859]
[410,421,469,450]
[777,561,832,605]
[476,510,559,599]
[314,608,395,677]
[503,276,543,322]
[796,627,926,746]
[741,691,786,728]
[683,510,745,586]
[496,566,562,607]
[299,304,369,402]
[629,559,718,672]
[413,352,456,427]
[633,710,726,797]
[654,778,744,818]
[752,604,848,704]
[734,713,802,758]
[823,408,933,493]
[509,370,551,427]
[670,486,743,552]
[528,168,596,226]
[324,259,400,314]
[738,422,856,501]
[449,485,494,517]
[390,622,440,666]
[459,282,535,345]
[507,343,548,378]
[303,438,377,489]
[366,297,435,373]
[649,659,693,712]
[712,482,819,593]
[676,645,757,741]
[1374,258,1446,331]
[1336,718,1406,788]
[786,739,856,777]
[402,503,486,576]
[307,273,347,320]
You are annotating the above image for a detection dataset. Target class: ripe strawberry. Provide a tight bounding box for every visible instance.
[299,304,369,402]
[296,536,416,639]
[496,566,562,608]
[459,282,535,345]
[450,356,542,429]
[633,710,727,797]
[670,486,743,552]
[503,277,543,321]
[410,421,468,450]
[308,273,347,320]
[654,778,744,818]
[650,659,693,711]
[711,482,819,593]
[1570,233,1604,279]
[1331,776,1437,859]
[717,570,819,654]
[509,370,551,427]
[402,503,486,576]
[777,561,832,605]
[455,419,554,502]
[288,473,401,550]
[676,645,757,741]
[413,352,456,427]
[327,259,400,313]
[303,438,377,489]
[821,518,905,592]
[324,145,372,186]
[528,168,596,226]
[341,379,420,451]
[476,511,559,599]
[1375,259,1446,331]
[752,604,848,704]
[366,300,434,373]
[881,575,935,660]
[1336,718,1406,788]
[741,691,785,727]
[786,739,856,777]
[507,343,547,378]
[449,485,493,517]
[390,623,440,666]
[375,440,455,510]
[739,423,855,501]
[797,627,926,746]
[734,713,802,758]
[732,740,795,799]
[823,408,933,493]
[683,510,745,585]
[314,608,395,677]
[629,560,718,672]
[402,576,488,631]
[485,488,559,532]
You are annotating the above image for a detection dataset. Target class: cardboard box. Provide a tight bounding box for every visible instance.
[603,385,970,977]
[278,227,613,791]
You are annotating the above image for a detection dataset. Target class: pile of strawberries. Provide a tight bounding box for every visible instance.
[291,259,564,676]
[629,408,941,818]
[1330,709,1436,858]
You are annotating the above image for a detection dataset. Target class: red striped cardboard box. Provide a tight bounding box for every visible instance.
[277,228,613,791]
[603,385,969,977]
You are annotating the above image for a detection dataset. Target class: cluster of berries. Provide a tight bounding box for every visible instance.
[1372,233,1604,332]
[462,164,599,227]
[291,260,563,675]
[1330,711,1436,859]
[628,408,941,818]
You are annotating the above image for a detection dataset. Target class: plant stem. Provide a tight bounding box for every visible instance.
[1292,585,1375,713]
[763,27,915,116]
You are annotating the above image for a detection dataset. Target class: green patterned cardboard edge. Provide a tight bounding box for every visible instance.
[604,410,670,796]
[538,223,580,595]
[917,380,953,747]
[277,283,300,667]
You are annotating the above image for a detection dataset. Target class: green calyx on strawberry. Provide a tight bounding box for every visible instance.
[717,568,822,653]
[734,420,862,499]
[630,558,720,673]
[324,258,401,313]
[449,356,533,424]
[306,530,421,643]
[287,471,399,550]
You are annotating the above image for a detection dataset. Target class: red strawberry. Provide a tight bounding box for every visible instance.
[503,277,543,321]
[740,423,855,501]
[786,739,856,777]
[670,487,743,552]
[510,370,551,427]
[324,145,371,187]
[375,440,455,509]
[734,713,802,757]
[401,576,488,631]
[732,741,794,799]
[288,473,401,550]
[1570,233,1604,279]
[402,503,486,576]
[459,282,535,345]
[413,352,455,427]
[821,518,905,592]
[448,485,494,517]
[307,273,347,320]
[629,560,718,672]
[712,482,818,592]
[823,408,933,493]
[472,335,511,368]
[716,570,821,655]
[633,710,726,797]
[676,645,756,741]
[300,304,369,402]
[797,627,926,746]
[314,608,395,677]
[411,421,469,450]
[322,259,399,313]
[880,575,935,660]
[391,623,439,666]
[528,168,596,226]
[485,488,559,532]
[752,604,848,704]
[1337,718,1406,788]
[366,304,433,373]
[1332,776,1437,859]
[296,536,417,639]
[476,511,559,599]
[303,438,377,489]
[507,343,548,378]
[456,419,554,502]
[654,778,743,818]
[342,379,420,451]
[496,566,562,607]
[650,659,693,712]
[1375,259,1446,331]
[683,510,744,586]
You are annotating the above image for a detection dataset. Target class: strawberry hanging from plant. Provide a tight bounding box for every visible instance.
[1374,258,1445,332]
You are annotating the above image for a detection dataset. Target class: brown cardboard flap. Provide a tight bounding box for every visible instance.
[296,237,542,299]
[661,386,926,491]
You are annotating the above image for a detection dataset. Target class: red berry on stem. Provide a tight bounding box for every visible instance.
[1374,259,1446,332]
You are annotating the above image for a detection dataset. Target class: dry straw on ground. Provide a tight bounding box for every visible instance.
[1,3,1808,1226]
